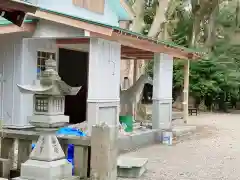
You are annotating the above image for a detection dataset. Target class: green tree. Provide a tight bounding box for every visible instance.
[145,0,240,111]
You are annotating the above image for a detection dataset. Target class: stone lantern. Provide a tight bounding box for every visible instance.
[15,55,81,180]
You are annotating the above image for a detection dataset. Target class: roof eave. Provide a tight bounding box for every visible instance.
[0,20,36,34]
[29,9,201,60]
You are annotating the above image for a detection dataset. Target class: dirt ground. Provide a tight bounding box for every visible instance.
[119,112,240,180]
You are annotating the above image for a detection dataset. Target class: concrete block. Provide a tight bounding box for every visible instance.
[0,158,11,179]
[117,157,148,178]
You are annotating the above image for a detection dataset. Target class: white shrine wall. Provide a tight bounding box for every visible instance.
[0,33,25,127]
[20,38,58,128]
[0,32,57,128]
[0,20,89,128]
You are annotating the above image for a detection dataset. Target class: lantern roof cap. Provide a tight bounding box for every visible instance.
[17,55,81,95]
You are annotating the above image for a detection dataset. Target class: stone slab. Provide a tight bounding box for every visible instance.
[12,176,79,180]
[28,114,69,128]
[172,125,197,137]
[117,157,148,178]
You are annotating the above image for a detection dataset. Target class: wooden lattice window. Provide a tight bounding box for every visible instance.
[72,0,105,14]
[37,50,56,78]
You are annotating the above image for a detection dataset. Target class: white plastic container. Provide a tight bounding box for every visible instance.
[162,131,173,145]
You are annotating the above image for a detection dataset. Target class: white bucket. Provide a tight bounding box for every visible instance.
[162,131,173,145]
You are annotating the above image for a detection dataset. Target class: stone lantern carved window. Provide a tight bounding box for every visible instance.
[35,95,49,113]
[34,95,65,115]
[52,96,65,113]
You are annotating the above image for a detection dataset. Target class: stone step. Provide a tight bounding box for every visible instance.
[172,125,197,138]
[13,176,79,180]
[117,157,148,178]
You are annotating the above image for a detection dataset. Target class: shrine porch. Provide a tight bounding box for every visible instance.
[56,36,198,136]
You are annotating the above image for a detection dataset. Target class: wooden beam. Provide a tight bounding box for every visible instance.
[56,38,90,44]
[0,0,37,13]
[0,9,26,27]
[90,31,197,60]
[183,60,190,124]
[121,51,153,55]
[112,32,193,59]
[0,22,36,34]
[28,10,113,36]
[122,55,152,59]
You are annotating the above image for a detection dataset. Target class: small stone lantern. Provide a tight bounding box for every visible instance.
[15,56,81,180]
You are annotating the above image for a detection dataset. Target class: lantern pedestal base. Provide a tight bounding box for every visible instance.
[17,159,72,180]
[28,115,69,128]
[15,134,74,180]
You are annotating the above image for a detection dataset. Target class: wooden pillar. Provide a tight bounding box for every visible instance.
[152,53,173,129]
[183,60,190,123]
[132,59,138,119]
[87,38,121,135]
[91,124,118,180]
[133,60,138,84]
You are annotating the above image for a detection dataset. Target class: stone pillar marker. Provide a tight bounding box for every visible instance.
[14,56,81,180]
[90,123,118,180]
[152,53,173,130]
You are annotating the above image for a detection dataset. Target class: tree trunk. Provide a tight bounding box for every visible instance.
[205,2,219,50]
[148,0,169,38]
[131,0,145,33]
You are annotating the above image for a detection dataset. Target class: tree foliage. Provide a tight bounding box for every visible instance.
[145,0,240,110]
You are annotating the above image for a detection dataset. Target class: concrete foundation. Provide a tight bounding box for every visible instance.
[118,129,160,153]
[118,125,197,152]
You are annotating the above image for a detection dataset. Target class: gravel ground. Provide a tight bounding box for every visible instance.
[119,112,240,180]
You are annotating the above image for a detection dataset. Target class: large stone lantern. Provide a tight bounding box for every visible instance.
[15,56,81,180]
